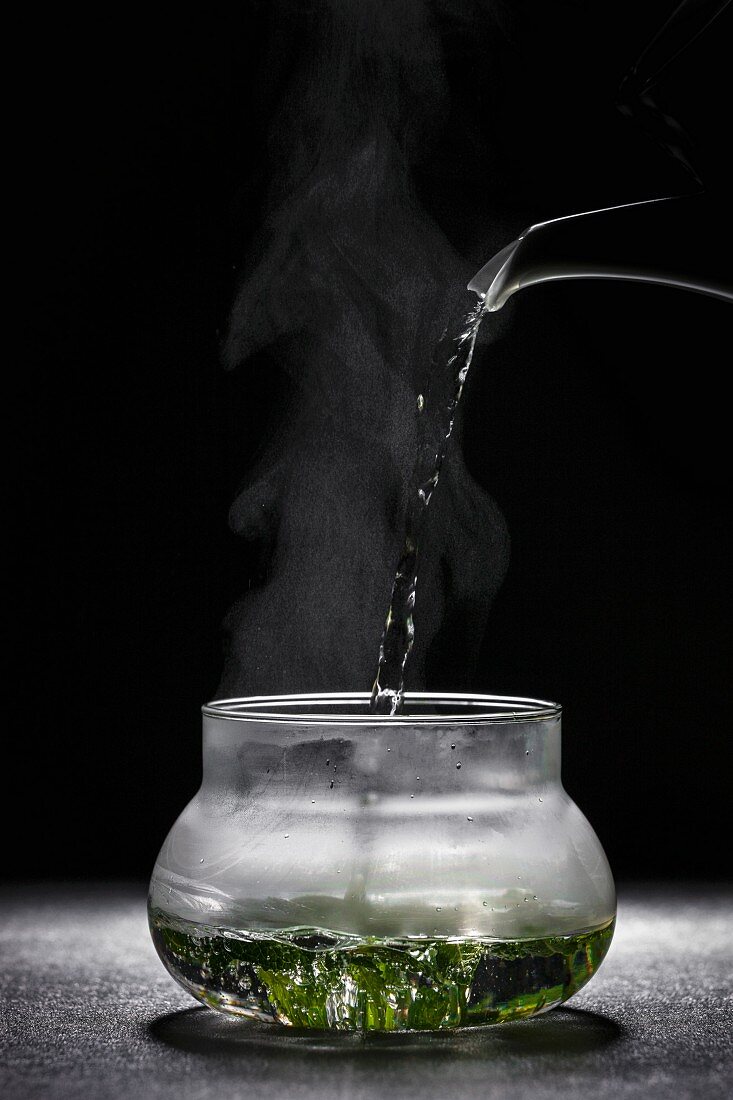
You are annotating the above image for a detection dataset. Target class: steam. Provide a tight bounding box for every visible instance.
[218,0,509,697]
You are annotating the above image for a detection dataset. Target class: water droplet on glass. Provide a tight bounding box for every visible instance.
[533,895,538,900]
[467,816,473,821]
[326,759,330,766]
[482,900,488,907]
[451,744,456,750]
[525,750,530,756]
[311,800,316,804]
[199,858,204,863]
[456,762,462,769]
[329,781,334,789]
[283,834,290,839]
[417,394,425,412]
[416,776,420,781]
[538,797,544,803]
[436,906,442,912]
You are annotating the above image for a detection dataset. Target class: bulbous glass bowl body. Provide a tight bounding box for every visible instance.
[149,693,615,1031]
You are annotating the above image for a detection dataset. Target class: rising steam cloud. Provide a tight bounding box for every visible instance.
[218,0,510,697]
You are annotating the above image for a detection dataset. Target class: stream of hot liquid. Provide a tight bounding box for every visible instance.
[371,298,487,714]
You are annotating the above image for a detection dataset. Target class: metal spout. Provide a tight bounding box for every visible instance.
[469,195,733,311]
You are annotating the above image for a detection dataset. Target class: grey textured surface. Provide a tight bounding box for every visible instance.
[1,884,731,1099]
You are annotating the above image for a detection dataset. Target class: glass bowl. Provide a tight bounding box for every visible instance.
[149,693,615,1030]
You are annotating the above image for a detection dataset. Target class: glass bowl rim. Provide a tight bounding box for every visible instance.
[202,692,561,725]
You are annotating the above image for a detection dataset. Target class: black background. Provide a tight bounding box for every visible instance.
[13,2,731,881]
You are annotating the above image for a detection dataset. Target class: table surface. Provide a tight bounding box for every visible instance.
[1,883,731,1100]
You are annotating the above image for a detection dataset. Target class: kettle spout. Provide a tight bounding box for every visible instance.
[469,195,733,311]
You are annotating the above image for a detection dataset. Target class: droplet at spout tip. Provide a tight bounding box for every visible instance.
[467,285,501,312]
